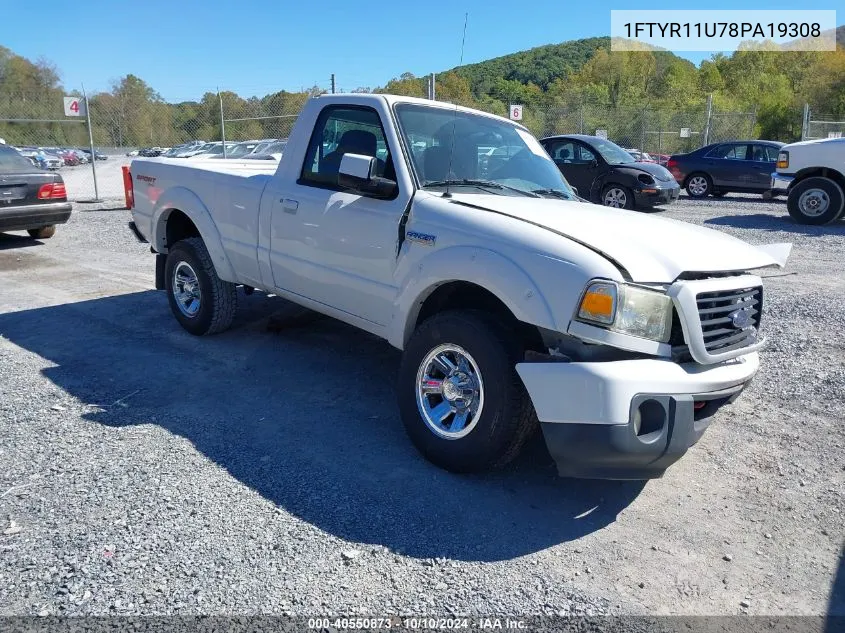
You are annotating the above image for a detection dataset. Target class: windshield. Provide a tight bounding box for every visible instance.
[394,104,574,198]
[589,138,636,165]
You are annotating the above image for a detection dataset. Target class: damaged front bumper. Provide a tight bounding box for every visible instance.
[515,352,759,479]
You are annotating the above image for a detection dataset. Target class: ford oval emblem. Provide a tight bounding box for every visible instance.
[729,308,751,329]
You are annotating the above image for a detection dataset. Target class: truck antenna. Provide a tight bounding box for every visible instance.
[444,12,468,199]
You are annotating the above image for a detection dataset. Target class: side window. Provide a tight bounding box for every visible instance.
[755,145,780,162]
[707,144,747,160]
[549,141,577,163]
[300,105,394,188]
[576,144,596,163]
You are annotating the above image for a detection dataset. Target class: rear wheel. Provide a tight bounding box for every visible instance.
[165,237,237,335]
[601,184,634,209]
[27,225,55,239]
[787,177,845,225]
[685,173,712,198]
[398,311,536,473]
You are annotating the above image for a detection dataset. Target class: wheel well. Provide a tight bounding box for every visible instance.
[683,171,708,187]
[414,281,544,352]
[164,209,200,248]
[791,168,845,192]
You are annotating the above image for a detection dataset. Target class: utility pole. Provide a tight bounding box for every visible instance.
[429,73,436,100]
[331,74,336,94]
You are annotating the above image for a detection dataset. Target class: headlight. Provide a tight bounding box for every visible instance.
[577,281,673,343]
[776,151,789,169]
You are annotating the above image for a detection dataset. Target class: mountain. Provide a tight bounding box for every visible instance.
[446,36,696,96]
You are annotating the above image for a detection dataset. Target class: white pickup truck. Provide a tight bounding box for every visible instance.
[128,94,791,479]
[771,136,845,224]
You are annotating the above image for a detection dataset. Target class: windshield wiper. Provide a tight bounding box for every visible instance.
[423,179,540,197]
[531,188,573,200]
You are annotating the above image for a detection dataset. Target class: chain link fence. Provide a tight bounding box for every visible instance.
[0,87,830,203]
[802,106,845,140]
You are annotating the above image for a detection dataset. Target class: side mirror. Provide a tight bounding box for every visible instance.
[589,159,598,168]
[338,153,397,199]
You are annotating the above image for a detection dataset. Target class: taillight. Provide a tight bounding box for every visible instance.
[667,158,678,170]
[37,182,67,200]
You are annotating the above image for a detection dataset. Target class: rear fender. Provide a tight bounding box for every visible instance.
[388,246,556,349]
[150,186,237,283]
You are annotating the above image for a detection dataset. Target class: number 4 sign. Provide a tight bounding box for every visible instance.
[63,96,86,117]
[509,104,523,121]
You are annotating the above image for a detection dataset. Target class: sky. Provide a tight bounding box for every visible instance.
[1,0,837,102]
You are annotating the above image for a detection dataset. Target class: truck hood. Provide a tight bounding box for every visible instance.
[447,193,791,282]
[783,137,845,150]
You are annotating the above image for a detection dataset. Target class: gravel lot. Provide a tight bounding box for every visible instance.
[0,194,842,621]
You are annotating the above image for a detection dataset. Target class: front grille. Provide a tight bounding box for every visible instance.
[696,286,763,354]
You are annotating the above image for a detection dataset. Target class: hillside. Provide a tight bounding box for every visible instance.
[448,36,697,96]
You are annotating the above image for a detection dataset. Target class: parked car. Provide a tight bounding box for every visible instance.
[0,143,71,239]
[211,141,262,159]
[59,151,80,167]
[771,137,845,225]
[189,142,238,159]
[667,140,784,199]
[79,148,107,161]
[127,94,790,480]
[625,149,657,163]
[31,150,63,170]
[540,134,680,209]
[242,140,287,161]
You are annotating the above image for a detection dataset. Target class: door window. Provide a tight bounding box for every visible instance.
[706,144,749,160]
[752,145,780,162]
[300,105,394,189]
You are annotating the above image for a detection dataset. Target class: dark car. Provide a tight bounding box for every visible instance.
[667,140,784,199]
[0,145,71,239]
[540,135,680,209]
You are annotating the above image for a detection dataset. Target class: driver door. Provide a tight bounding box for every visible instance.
[265,105,410,326]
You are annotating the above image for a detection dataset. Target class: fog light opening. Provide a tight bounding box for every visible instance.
[693,400,707,410]
[634,399,666,438]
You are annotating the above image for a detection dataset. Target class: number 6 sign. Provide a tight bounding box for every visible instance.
[63,96,86,117]
[509,104,523,121]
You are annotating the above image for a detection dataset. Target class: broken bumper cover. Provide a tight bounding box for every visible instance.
[515,353,759,479]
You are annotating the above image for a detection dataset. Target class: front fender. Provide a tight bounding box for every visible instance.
[388,246,557,349]
[150,186,237,284]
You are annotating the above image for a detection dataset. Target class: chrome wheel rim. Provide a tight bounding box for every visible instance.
[172,261,202,317]
[415,344,484,440]
[604,187,627,208]
[798,188,829,217]
[688,176,708,196]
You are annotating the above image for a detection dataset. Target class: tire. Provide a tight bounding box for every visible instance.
[787,177,845,225]
[761,190,773,201]
[164,237,237,336]
[685,173,712,198]
[398,310,536,473]
[27,225,55,239]
[601,184,634,209]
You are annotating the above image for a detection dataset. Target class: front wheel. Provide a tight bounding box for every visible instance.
[787,177,845,225]
[398,311,536,473]
[164,237,237,335]
[601,184,634,209]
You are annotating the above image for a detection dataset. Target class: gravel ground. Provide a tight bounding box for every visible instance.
[0,194,842,621]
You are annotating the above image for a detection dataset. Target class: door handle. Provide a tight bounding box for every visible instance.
[281,198,299,214]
